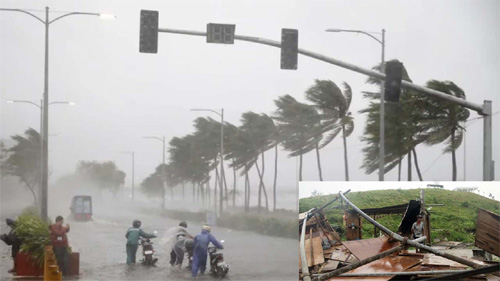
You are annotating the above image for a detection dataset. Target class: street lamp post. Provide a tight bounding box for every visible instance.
[325,28,386,181]
[120,151,135,201]
[6,99,74,215]
[0,6,113,220]
[143,136,166,209]
[191,108,224,216]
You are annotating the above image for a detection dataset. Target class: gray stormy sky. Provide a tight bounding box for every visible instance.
[1,0,499,192]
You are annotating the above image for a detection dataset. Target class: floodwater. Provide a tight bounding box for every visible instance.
[0,197,298,281]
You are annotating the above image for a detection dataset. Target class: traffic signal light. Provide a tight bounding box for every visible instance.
[139,10,159,53]
[384,61,403,102]
[281,29,298,70]
[207,23,235,44]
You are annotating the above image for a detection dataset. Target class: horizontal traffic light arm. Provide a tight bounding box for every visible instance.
[158,27,485,115]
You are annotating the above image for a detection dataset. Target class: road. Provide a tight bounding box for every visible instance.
[0,199,298,281]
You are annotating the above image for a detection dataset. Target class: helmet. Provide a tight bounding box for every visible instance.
[133,220,141,228]
[179,221,187,228]
[202,224,211,232]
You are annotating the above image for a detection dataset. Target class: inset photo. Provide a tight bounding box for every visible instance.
[298,181,499,281]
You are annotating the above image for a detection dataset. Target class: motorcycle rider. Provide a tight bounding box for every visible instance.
[191,224,223,278]
[125,220,156,264]
[168,221,194,269]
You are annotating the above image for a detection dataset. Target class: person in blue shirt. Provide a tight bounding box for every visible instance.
[192,224,223,277]
[125,220,156,264]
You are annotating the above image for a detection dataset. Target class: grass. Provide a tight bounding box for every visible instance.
[299,188,500,243]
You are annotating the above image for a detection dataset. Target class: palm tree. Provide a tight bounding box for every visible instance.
[419,80,470,181]
[306,80,354,181]
[224,123,257,212]
[273,95,324,181]
[359,60,427,180]
[239,112,278,212]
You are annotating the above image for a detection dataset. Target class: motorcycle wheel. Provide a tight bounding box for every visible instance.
[145,255,152,266]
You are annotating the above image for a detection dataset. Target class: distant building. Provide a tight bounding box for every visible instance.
[427,184,443,189]
[454,187,478,193]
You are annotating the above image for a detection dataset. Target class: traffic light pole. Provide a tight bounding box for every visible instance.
[157,27,493,181]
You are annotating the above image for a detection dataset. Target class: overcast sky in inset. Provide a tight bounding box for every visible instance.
[1,0,499,191]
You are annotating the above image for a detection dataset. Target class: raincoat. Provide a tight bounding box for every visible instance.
[125,227,155,264]
[160,226,193,266]
[191,230,223,277]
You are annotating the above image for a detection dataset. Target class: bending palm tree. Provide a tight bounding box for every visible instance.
[419,80,470,181]
[306,80,354,181]
[273,95,324,181]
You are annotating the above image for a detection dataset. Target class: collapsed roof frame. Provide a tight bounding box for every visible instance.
[300,190,493,281]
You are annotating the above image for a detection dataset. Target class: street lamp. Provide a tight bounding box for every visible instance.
[6,99,74,215]
[143,136,166,209]
[326,28,386,181]
[191,108,224,216]
[120,151,135,202]
[0,6,114,220]
[6,100,75,136]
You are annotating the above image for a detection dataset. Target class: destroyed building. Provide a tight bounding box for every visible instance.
[299,191,500,281]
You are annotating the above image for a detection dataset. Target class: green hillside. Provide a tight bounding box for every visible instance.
[299,189,500,243]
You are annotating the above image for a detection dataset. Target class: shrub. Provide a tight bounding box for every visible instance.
[14,212,51,267]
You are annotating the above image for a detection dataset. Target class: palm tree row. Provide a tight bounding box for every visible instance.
[140,79,355,212]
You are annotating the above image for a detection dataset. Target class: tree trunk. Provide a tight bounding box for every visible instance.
[162,181,166,209]
[407,151,412,181]
[214,165,219,210]
[315,142,323,181]
[27,184,39,211]
[206,179,211,208]
[255,160,269,212]
[273,145,278,212]
[192,182,195,202]
[222,166,228,208]
[182,182,185,200]
[342,125,350,181]
[451,128,457,181]
[200,182,205,207]
[232,158,236,207]
[244,166,250,212]
[262,152,268,211]
[299,154,303,181]
[221,160,228,207]
[412,148,423,181]
[398,158,402,181]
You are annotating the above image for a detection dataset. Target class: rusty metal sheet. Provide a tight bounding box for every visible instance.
[327,255,422,281]
[422,254,468,269]
[341,236,400,260]
[475,208,500,256]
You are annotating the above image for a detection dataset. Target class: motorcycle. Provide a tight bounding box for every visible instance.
[208,240,229,278]
[140,231,158,266]
[184,239,229,278]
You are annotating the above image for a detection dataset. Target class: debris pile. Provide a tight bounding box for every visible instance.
[299,191,500,281]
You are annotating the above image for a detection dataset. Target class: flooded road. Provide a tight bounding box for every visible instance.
[1,199,298,281]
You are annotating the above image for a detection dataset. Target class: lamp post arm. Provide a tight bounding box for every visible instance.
[0,8,45,24]
[48,12,100,25]
[191,108,222,117]
[326,29,383,44]
[143,136,164,142]
[7,100,41,108]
